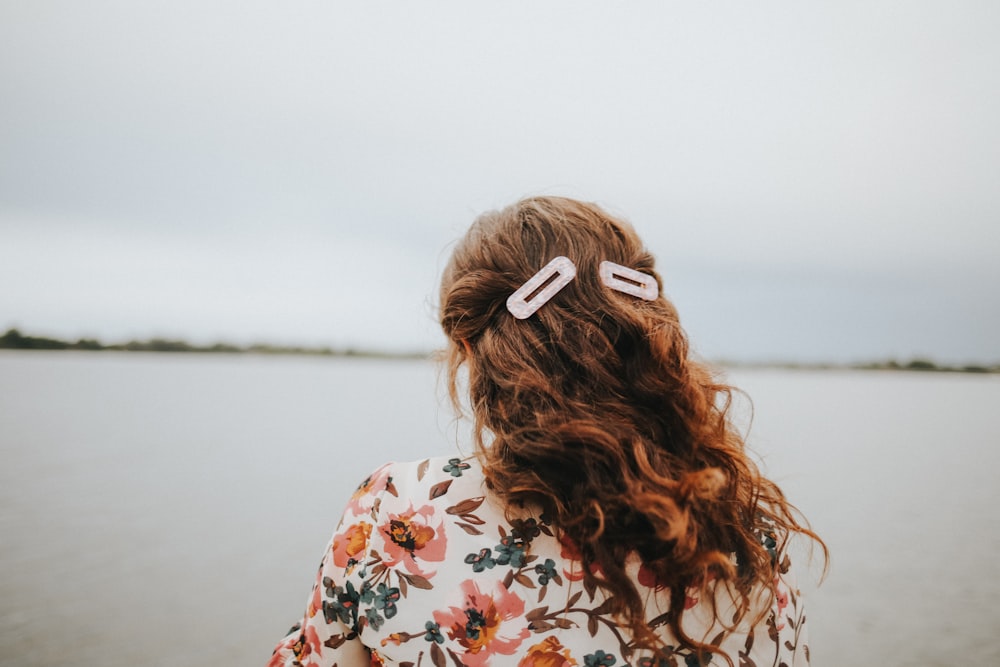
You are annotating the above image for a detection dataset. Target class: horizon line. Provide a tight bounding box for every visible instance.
[1,327,997,374]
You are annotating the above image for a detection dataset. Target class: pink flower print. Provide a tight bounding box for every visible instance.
[332,522,373,574]
[558,534,585,582]
[773,576,790,630]
[345,464,393,515]
[637,562,701,610]
[518,636,578,667]
[379,503,447,577]
[558,534,604,583]
[433,579,531,667]
[637,562,664,591]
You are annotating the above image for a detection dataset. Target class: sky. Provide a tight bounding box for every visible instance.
[1,1,997,364]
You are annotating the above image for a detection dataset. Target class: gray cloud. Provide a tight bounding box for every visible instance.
[2,1,997,362]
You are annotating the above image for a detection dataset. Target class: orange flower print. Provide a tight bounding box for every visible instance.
[519,636,578,667]
[379,504,447,577]
[433,579,530,667]
[267,624,322,667]
[332,522,372,574]
[346,464,393,515]
[307,580,322,618]
[300,625,321,660]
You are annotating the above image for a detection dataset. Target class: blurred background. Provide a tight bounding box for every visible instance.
[1,2,998,666]
[2,1,997,364]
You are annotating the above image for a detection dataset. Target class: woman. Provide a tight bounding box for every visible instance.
[268,196,824,667]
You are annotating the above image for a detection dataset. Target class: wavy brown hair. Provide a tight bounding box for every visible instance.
[439,196,824,662]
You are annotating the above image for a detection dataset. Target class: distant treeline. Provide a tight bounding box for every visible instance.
[853,359,998,373]
[723,358,1000,374]
[0,328,428,360]
[1,328,996,372]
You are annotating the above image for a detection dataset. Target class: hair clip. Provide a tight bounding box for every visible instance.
[599,260,658,301]
[506,256,577,319]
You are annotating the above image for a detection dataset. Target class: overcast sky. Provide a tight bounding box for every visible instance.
[1,1,997,363]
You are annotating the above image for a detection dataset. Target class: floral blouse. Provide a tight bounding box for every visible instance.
[268,456,809,667]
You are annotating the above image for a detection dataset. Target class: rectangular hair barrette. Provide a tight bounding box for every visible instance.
[506,256,577,319]
[599,260,658,301]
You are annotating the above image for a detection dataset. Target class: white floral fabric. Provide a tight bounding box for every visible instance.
[268,455,809,667]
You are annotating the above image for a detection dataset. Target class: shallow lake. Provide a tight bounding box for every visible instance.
[0,352,997,666]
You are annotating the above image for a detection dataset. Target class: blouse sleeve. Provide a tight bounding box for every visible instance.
[267,463,394,667]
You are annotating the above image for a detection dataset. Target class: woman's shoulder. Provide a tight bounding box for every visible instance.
[381,454,483,481]
[345,455,486,514]
[375,454,483,488]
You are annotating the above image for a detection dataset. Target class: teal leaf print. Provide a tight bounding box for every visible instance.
[423,621,445,644]
[321,580,361,631]
[464,548,497,572]
[442,458,471,477]
[534,558,558,585]
[584,649,617,666]
[495,534,527,568]
[374,583,401,619]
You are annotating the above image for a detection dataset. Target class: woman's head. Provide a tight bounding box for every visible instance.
[440,197,691,438]
[441,195,674,341]
[437,196,823,663]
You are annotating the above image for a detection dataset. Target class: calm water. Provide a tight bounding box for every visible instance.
[0,352,997,666]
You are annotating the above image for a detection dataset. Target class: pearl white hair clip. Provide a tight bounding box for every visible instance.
[598,260,659,301]
[506,256,577,320]
[505,257,658,319]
